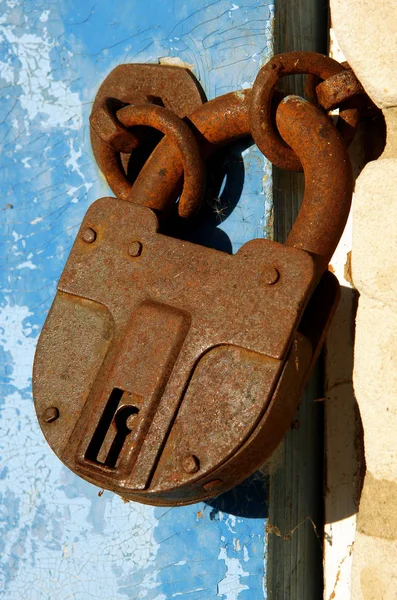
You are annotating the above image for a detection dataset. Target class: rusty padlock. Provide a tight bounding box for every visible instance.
[33,78,353,506]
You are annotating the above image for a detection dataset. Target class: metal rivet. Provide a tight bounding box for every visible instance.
[128,241,142,257]
[81,227,96,243]
[182,455,200,474]
[203,479,222,493]
[263,266,279,285]
[43,406,59,423]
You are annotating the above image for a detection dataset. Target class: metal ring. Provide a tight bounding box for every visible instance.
[115,104,206,218]
[276,95,353,272]
[250,52,360,171]
[126,91,251,218]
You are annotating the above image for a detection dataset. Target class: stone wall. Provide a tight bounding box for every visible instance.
[329,2,397,598]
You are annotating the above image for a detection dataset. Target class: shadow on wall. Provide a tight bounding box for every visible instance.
[164,139,252,253]
[324,108,387,526]
[205,471,269,519]
[325,284,366,525]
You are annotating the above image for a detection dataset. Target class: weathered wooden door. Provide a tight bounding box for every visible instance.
[0,1,326,597]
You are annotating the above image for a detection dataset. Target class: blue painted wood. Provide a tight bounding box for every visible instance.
[0,1,274,597]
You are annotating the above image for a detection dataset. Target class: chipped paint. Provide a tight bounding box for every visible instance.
[0,0,273,597]
[159,56,195,69]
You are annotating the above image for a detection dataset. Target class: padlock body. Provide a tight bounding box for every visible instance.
[33,198,331,505]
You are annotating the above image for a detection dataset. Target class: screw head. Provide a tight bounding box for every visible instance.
[182,455,200,474]
[81,227,96,244]
[128,241,142,257]
[263,266,279,285]
[43,406,59,423]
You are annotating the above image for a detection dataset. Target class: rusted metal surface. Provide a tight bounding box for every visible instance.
[250,51,360,171]
[33,53,358,506]
[33,198,319,505]
[315,68,365,110]
[116,104,206,217]
[90,63,206,201]
[126,90,251,217]
[89,53,358,215]
[276,96,353,272]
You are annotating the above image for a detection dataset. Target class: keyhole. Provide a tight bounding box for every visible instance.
[105,405,139,468]
[85,388,140,468]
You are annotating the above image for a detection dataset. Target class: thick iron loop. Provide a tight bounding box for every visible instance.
[250,51,360,171]
[127,90,252,218]
[91,139,131,202]
[90,102,140,155]
[277,95,353,273]
[116,104,206,218]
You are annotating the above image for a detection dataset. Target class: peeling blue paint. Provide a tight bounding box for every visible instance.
[0,0,273,597]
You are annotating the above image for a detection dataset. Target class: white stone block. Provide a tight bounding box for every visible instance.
[353,296,397,480]
[331,0,397,108]
[352,159,397,304]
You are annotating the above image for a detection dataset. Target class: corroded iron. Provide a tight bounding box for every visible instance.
[250,51,361,171]
[116,103,206,217]
[277,96,352,272]
[33,198,319,505]
[126,90,251,217]
[90,63,206,201]
[315,67,364,110]
[121,92,352,271]
[33,53,358,506]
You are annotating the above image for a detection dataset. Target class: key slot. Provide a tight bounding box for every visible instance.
[105,405,139,468]
[85,387,139,468]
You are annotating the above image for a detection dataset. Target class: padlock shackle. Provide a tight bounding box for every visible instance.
[276,95,353,271]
